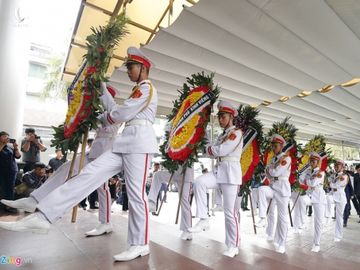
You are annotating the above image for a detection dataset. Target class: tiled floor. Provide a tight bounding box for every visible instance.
[1,192,360,269]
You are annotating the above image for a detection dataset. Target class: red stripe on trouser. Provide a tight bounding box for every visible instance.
[189,183,192,228]
[234,208,239,247]
[104,183,110,223]
[142,154,149,244]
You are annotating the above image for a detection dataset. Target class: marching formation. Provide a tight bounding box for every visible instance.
[0,46,358,264]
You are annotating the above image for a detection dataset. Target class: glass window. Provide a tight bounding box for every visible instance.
[28,62,47,79]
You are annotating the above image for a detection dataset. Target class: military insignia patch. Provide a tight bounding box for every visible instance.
[316,172,322,178]
[281,160,287,166]
[131,89,143,98]
[228,133,237,141]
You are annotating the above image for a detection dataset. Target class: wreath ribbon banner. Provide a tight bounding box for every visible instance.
[67,60,88,102]
[168,89,214,143]
[242,128,257,150]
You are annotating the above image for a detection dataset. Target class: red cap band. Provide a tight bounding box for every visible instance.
[128,54,151,68]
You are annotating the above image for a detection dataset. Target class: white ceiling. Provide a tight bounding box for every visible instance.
[110,0,360,146]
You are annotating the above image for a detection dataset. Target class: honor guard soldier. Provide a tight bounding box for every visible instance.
[302,152,326,252]
[189,100,243,258]
[0,46,158,262]
[264,134,291,254]
[326,159,349,242]
[1,87,121,237]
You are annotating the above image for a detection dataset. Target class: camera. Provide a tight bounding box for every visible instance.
[35,135,41,139]
[9,138,16,143]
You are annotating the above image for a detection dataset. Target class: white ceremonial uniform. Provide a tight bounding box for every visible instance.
[327,171,348,240]
[193,126,243,248]
[37,79,158,246]
[266,152,291,249]
[88,124,120,224]
[31,124,120,224]
[148,167,194,232]
[292,172,311,231]
[304,167,326,247]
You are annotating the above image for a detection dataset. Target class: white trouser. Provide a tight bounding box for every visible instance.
[325,194,335,218]
[312,203,325,246]
[193,172,239,248]
[31,156,80,202]
[326,196,346,239]
[270,192,290,248]
[250,187,259,213]
[31,154,112,224]
[291,192,311,229]
[37,150,151,246]
[148,170,192,232]
[258,185,274,219]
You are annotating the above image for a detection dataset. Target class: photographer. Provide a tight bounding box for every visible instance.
[21,128,47,173]
[0,131,21,211]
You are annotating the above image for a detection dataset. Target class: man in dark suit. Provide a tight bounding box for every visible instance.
[353,165,360,223]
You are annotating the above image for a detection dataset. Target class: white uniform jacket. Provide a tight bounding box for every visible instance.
[266,153,291,197]
[88,124,121,160]
[99,79,158,154]
[206,126,243,185]
[301,167,326,204]
[329,172,348,204]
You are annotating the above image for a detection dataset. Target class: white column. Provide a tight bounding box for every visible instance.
[0,0,30,140]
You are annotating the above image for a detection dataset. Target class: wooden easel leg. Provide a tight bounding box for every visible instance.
[249,191,257,234]
[71,130,89,223]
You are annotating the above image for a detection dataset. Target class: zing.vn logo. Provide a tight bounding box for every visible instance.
[14,7,26,24]
[0,255,32,266]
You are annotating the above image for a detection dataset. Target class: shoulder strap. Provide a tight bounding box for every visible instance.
[128,82,154,113]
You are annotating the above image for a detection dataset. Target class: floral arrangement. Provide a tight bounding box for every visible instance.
[234,105,263,197]
[234,105,263,183]
[160,72,220,173]
[51,13,128,152]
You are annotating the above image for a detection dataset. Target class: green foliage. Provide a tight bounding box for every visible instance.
[263,116,298,151]
[41,56,69,100]
[51,13,128,152]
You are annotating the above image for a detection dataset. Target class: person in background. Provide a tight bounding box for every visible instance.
[326,160,349,242]
[354,164,360,223]
[21,128,47,173]
[21,162,48,197]
[0,131,21,212]
[48,149,65,171]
